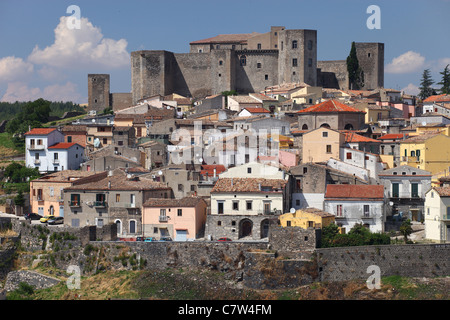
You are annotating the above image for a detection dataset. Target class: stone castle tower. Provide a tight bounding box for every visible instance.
[89,27,384,109]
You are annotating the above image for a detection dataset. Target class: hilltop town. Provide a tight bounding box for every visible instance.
[0,26,449,300]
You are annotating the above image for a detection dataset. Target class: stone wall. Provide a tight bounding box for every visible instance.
[4,270,61,292]
[316,243,450,282]
[269,224,319,259]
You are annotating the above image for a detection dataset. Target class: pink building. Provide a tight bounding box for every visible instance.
[142,197,207,241]
[377,101,415,118]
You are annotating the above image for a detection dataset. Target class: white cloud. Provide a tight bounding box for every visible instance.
[0,81,84,103]
[28,16,130,69]
[385,51,426,74]
[0,56,34,83]
[401,83,420,96]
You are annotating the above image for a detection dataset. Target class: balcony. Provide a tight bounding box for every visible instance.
[124,203,136,208]
[93,201,107,208]
[52,159,60,164]
[69,200,81,207]
[34,159,41,165]
[28,144,45,150]
[443,214,450,221]
[159,215,169,222]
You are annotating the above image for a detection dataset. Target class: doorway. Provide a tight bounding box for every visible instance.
[239,219,253,238]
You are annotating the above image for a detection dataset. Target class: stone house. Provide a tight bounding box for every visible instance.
[142,197,207,240]
[324,184,386,233]
[61,125,87,148]
[29,170,103,217]
[137,139,167,169]
[424,187,450,243]
[377,133,408,168]
[112,126,136,148]
[379,165,432,222]
[207,177,287,240]
[297,99,366,131]
[81,154,142,172]
[63,169,173,237]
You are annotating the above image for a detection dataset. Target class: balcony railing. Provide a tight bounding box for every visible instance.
[159,215,168,222]
[93,201,107,208]
[28,144,45,150]
[69,200,81,207]
[124,203,136,208]
[52,159,60,164]
[34,159,41,165]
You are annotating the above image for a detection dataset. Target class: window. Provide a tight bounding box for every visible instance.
[265,74,268,80]
[178,184,184,192]
[118,141,123,146]
[240,55,246,66]
[264,202,271,214]
[281,41,283,50]
[326,145,332,153]
[218,201,224,214]
[346,152,352,160]
[246,201,252,210]
[217,221,222,226]
[392,183,399,197]
[257,62,261,68]
[177,209,182,216]
[336,205,343,217]
[292,40,298,49]
[37,189,43,201]
[219,60,223,65]
[303,167,307,174]
[257,43,261,50]
[50,187,54,197]
[308,40,313,50]
[308,58,312,67]
[287,221,291,227]
[116,194,120,202]
[54,153,58,160]
[102,138,107,145]
[70,194,80,206]
[363,205,370,217]
[247,167,252,174]
[292,58,298,67]
[67,136,72,143]
[322,131,328,137]
[232,201,239,210]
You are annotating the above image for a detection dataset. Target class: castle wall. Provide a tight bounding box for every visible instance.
[317,60,349,90]
[355,42,384,90]
[88,74,110,113]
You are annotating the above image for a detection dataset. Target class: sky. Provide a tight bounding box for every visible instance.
[0,0,449,104]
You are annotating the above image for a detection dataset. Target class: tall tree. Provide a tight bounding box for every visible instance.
[418,69,435,100]
[346,42,364,90]
[437,64,450,94]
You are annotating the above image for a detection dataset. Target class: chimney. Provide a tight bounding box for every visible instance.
[213,167,217,178]
[108,181,111,189]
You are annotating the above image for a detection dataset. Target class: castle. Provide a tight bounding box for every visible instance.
[88,26,384,112]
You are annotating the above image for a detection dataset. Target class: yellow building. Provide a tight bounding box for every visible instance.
[291,86,323,105]
[279,207,335,229]
[400,132,450,175]
[353,102,390,124]
[302,127,345,163]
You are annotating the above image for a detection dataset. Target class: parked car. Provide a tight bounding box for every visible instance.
[40,215,55,223]
[136,236,145,241]
[159,236,172,242]
[144,237,156,242]
[217,237,232,242]
[25,213,41,221]
[48,217,64,225]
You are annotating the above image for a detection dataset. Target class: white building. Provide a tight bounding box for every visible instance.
[25,128,85,173]
[424,187,450,243]
[324,184,386,233]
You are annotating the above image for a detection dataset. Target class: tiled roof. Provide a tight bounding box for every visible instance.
[297,99,365,114]
[211,178,287,193]
[143,197,205,207]
[378,133,408,140]
[24,128,57,135]
[200,165,226,176]
[423,94,450,103]
[32,170,100,182]
[190,33,260,44]
[434,187,450,197]
[297,207,335,218]
[61,125,87,132]
[48,142,81,149]
[243,107,270,114]
[401,132,442,143]
[325,184,384,200]
[229,95,261,104]
[344,132,379,143]
[65,170,170,191]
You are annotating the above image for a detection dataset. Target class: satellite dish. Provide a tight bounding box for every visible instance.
[94,138,100,148]
[158,170,163,176]
[290,208,296,214]
[127,174,132,179]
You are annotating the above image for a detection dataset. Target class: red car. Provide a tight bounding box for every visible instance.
[217,237,232,242]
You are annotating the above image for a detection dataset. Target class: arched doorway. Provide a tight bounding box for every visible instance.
[260,219,270,239]
[49,205,54,215]
[239,219,253,239]
[320,123,331,129]
[302,124,308,130]
[115,219,122,236]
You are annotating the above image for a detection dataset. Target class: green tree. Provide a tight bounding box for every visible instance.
[399,219,413,243]
[437,64,450,94]
[346,42,364,90]
[14,190,25,207]
[418,69,435,100]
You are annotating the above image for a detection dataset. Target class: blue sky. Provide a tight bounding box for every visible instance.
[0,0,449,104]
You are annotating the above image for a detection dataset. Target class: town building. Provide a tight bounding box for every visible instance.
[279,207,335,229]
[424,187,450,243]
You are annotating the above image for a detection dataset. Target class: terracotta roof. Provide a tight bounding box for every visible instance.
[143,197,205,207]
[423,94,450,103]
[48,142,82,149]
[211,178,287,193]
[190,33,260,44]
[65,170,170,191]
[434,187,450,197]
[61,125,87,132]
[24,128,57,135]
[297,99,365,114]
[242,107,270,114]
[32,170,100,182]
[325,184,384,200]
[378,133,408,140]
[297,207,335,218]
[344,132,379,143]
[200,165,226,176]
